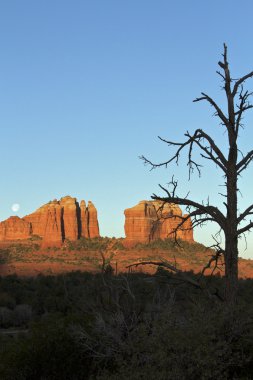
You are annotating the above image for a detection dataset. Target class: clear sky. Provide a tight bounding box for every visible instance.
[1,0,253,257]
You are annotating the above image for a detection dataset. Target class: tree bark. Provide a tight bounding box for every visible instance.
[224,235,238,305]
[225,143,238,306]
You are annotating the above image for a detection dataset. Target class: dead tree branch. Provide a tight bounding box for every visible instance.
[139,44,253,305]
[126,260,203,289]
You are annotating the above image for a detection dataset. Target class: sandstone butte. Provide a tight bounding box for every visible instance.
[0,197,194,247]
[124,200,193,247]
[0,196,100,247]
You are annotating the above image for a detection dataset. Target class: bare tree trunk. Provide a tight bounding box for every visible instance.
[225,151,238,306]
[142,44,253,309]
[224,236,238,305]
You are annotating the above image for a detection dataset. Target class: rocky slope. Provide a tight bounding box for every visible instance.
[1,238,253,280]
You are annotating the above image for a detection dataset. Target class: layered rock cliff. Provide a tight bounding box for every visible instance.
[0,198,193,248]
[41,202,63,247]
[0,196,100,246]
[124,200,193,247]
[0,216,32,241]
[87,201,100,238]
[59,196,79,241]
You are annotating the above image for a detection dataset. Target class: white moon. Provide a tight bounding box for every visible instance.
[11,203,20,212]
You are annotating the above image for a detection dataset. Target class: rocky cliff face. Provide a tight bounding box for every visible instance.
[80,200,89,238]
[0,196,100,246]
[124,200,193,247]
[87,201,100,238]
[0,198,193,248]
[60,196,79,241]
[124,201,157,245]
[41,202,63,247]
[0,216,32,240]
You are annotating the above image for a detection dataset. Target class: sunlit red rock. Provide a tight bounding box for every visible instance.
[80,200,89,238]
[60,196,79,241]
[1,196,100,246]
[180,214,194,242]
[87,201,100,238]
[41,203,63,247]
[24,204,50,237]
[124,201,157,246]
[0,216,31,240]
[124,200,194,247]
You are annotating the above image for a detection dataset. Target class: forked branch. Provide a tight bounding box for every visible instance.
[237,150,253,174]
[193,92,228,126]
[237,205,253,224]
[237,221,253,236]
[152,190,226,230]
[140,128,228,177]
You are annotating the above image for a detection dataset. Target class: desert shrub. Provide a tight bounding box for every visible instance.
[0,307,14,327]
[0,304,32,328]
[134,238,207,253]
[29,235,42,241]
[1,272,253,378]
[63,237,126,252]
[0,314,94,380]
[13,304,32,326]
[3,243,40,259]
[109,238,126,250]
[79,300,253,380]
[0,292,16,309]
[0,249,10,264]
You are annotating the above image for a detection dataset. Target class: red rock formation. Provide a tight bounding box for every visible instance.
[124,200,194,247]
[0,216,31,241]
[80,200,89,238]
[41,203,63,247]
[152,201,194,242]
[60,196,79,241]
[180,214,194,242]
[24,204,50,237]
[124,201,157,246]
[2,196,100,246]
[87,201,100,238]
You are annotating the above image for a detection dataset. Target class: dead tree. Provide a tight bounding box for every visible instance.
[141,44,253,306]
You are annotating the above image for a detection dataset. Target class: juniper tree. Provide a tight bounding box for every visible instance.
[141,44,253,305]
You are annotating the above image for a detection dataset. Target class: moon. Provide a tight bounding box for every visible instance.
[11,203,20,212]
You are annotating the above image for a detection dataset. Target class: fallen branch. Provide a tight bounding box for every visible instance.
[126,259,224,301]
[126,260,203,289]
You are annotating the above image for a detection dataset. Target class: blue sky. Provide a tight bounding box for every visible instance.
[1,1,253,257]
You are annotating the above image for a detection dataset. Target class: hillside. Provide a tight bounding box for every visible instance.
[1,237,253,279]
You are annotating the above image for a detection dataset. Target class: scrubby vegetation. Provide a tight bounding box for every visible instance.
[0,250,10,264]
[0,243,40,264]
[63,237,125,251]
[1,270,253,379]
[134,238,207,252]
